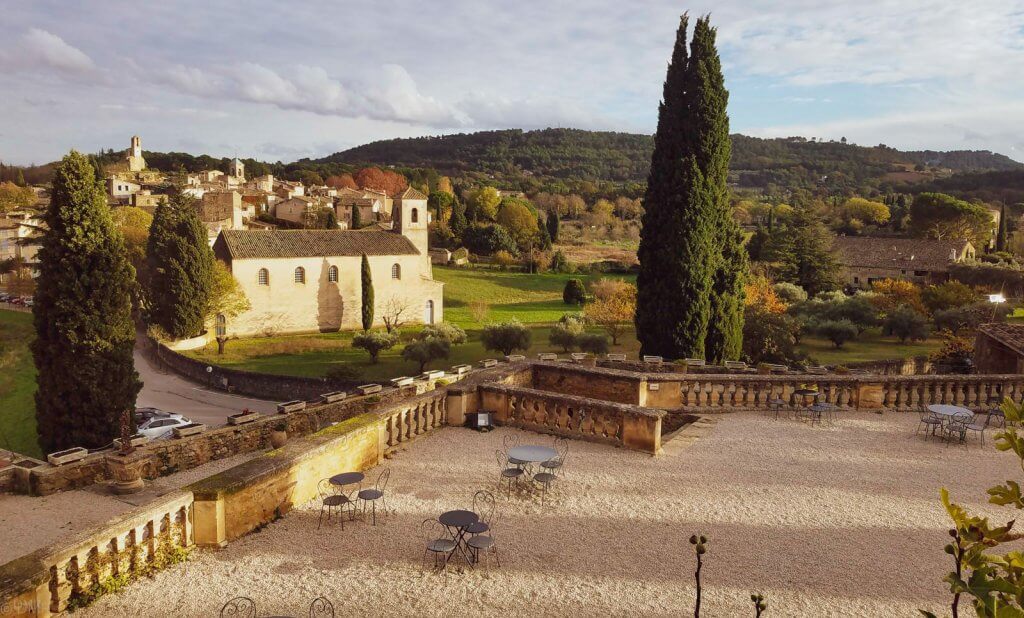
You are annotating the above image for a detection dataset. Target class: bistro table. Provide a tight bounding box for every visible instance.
[329,471,365,487]
[439,509,479,566]
[507,445,558,466]
[792,389,819,421]
[927,404,974,420]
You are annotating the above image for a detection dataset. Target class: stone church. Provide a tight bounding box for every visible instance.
[212,188,443,336]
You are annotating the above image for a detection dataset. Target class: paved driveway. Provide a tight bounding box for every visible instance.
[134,345,277,427]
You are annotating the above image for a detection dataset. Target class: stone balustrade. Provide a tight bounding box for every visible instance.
[678,375,864,411]
[879,375,1024,411]
[382,391,447,451]
[1,490,193,617]
[478,383,664,454]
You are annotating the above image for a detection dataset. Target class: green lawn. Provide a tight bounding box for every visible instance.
[799,329,942,365]
[0,310,40,457]
[186,267,936,380]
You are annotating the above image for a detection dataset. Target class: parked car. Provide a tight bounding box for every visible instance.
[137,413,193,440]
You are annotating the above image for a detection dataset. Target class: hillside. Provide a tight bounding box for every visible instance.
[318,128,1022,195]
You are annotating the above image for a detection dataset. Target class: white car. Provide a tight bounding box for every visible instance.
[137,414,193,439]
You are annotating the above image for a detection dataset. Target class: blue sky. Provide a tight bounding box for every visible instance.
[1,0,1022,164]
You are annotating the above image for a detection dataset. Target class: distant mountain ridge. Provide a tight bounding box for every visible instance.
[316,128,1022,193]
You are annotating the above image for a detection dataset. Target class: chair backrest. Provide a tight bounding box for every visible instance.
[502,434,519,451]
[421,518,446,545]
[472,490,496,527]
[554,437,569,462]
[495,449,509,470]
[951,412,973,428]
[309,596,334,618]
[318,479,335,500]
[221,596,256,618]
[376,468,391,492]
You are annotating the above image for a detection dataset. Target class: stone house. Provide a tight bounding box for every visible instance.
[832,236,975,289]
[0,212,42,265]
[130,191,168,211]
[107,178,140,203]
[212,190,441,336]
[974,323,1024,374]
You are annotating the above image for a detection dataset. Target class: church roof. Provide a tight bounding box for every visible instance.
[215,229,419,260]
[397,187,427,200]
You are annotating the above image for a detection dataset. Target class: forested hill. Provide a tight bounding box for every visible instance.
[318,128,1022,195]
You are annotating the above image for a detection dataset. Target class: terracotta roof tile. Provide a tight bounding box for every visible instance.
[398,187,427,200]
[979,323,1024,356]
[216,229,419,259]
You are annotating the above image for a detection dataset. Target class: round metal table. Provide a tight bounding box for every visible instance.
[507,445,558,464]
[329,471,365,487]
[439,510,479,566]
[927,404,974,419]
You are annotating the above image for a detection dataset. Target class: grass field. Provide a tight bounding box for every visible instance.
[185,266,936,380]
[0,310,40,457]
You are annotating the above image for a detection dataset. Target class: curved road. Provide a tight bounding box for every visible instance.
[134,344,277,427]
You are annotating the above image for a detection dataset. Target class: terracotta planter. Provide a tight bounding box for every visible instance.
[270,430,288,449]
[105,451,148,494]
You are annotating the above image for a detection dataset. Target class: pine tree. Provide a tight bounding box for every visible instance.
[32,151,141,452]
[636,14,716,359]
[688,17,746,363]
[145,195,214,339]
[997,202,1008,252]
[361,254,374,330]
[547,209,560,243]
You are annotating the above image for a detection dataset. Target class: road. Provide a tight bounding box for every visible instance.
[134,345,277,427]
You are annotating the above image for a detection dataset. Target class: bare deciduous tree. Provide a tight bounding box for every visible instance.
[381,297,411,333]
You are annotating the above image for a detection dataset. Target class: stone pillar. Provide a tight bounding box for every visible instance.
[621,414,662,454]
[445,391,469,426]
[191,496,227,548]
[856,381,885,409]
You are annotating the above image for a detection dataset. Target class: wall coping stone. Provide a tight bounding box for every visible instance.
[479,382,667,419]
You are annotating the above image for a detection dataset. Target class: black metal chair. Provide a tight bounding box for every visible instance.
[220,597,256,618]
[541,437,569,475]
[308,596,334,618]
[504,434,525,467]
[496,449,524,497]
[318,478,356,530]
[944,412,973,446]
[466,490,495,536]
[965,412,994,446]
[767,397,787,420]
[421,518,457,573]
[916,405,942,440]
[466,513,501,571]
[358,468,390,526]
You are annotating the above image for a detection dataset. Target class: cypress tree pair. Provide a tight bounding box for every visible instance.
[146,194,215,339]
[635,14,746,362]
[33,151,142,452]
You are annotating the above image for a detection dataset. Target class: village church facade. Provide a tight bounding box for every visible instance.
[212,188,443,336]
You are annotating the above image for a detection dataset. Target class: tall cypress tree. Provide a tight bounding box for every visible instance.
[636,14,715,359]
[361,254,374,330]
[33,151,141,452]
[687,17,747,363]
[997,202,1008,252]
[536,212,552,250]
[146,194,214,339]
[547,209,560,243]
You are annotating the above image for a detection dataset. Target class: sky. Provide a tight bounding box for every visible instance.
[1,0,1023,165]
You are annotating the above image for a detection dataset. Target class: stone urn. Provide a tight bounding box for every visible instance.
[270,422,288,449]
[105,450,149,495]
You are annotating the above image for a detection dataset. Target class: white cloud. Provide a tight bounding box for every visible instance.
[2,28,95,73]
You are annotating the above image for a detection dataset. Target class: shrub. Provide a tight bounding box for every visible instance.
[481,320,532,356]
[921,280,979,314]
[577,333,610,355]
[928,332,974,373]
[584,281,636,344]
[493,250,516,269]
[419,322,467,345]
[401,337,451,372]
[814,319,859,348]
[352,331,397,363]
[742,306,802,365]
[551,250,573,273]
[549,322,580,352]
[884,305,929,343]
[463,223,517,255]
[774,282,806,304]
[563,279,586,305]
[325,364,362,382]
[468,299,490,323]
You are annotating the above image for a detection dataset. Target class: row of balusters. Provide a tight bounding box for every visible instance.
[881,378,1024,410]
[49,504,191,613]
[384,394,447,448]
[679,379,860,409]
[505,391,624,442]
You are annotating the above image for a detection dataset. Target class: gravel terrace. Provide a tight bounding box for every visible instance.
[77,411,1020,617]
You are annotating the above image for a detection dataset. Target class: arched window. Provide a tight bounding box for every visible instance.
[294,267,305,284]
[328,265,339,283]
[215,314,227,338]
[410,208,419,223]
[391,263,401,279]
[258,268,269,285]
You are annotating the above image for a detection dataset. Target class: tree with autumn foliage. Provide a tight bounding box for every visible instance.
[326,174,358,190]
[354,167,408,196]
[869,278,926,315]
[585,279,636,345]
[744,275,787,314]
